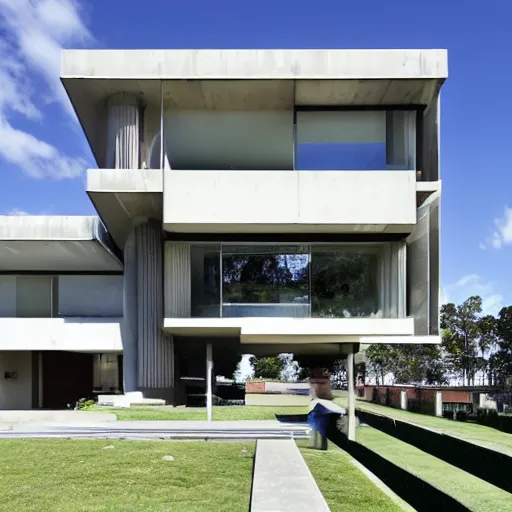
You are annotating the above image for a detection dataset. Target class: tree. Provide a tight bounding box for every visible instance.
[331,359,347,388]
[393,345,448,385]
[366,344,447,386]
[279,354,299,382]
[492,306,512,388]
[249,356,285,380]
[365,345,397,385]
[476,314,498,385]
[440,296,483,386]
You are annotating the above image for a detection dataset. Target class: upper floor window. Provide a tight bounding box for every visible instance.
[16,276,54,318]
[295,110,416,171]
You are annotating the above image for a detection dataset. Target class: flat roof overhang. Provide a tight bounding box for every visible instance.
[0,216,123,272]
[61,49,448,167]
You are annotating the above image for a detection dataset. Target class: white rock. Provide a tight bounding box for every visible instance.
[102,445,115,450]
[162,455,174,461]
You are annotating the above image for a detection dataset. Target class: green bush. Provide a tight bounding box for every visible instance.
[476,408,512,433]
[455,410,467,422]
[76,398,96,411]
[442,410,454,420]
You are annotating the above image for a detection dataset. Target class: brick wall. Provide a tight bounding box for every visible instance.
[442,390,471,403]
[245,382,265,394]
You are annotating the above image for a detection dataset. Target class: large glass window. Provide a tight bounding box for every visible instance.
[310,246,380,318]
[186,243,403,319]
[15,276,53,318]
[295,110,416,171]
[222,245,309,318]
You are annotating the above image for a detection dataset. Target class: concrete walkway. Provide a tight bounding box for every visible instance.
[251,439,330,512]
[0,410,116,424]
[0,420,310,440]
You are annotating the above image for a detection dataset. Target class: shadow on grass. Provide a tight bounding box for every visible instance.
[325,418,469,512]
[357,410,512,494]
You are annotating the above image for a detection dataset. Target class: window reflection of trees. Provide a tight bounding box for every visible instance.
[191,244,382,318]
[222,246,309,305]
[311,250,379,318]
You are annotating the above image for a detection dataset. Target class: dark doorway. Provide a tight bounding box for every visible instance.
[42,352,94,409]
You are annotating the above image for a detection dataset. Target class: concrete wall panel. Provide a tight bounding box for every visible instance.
[164,170,416,231]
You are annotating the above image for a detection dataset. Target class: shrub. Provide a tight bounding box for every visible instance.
[442,410,454,420]
[476,408,512,433]
[455,410,467,422]
[76,398,96,411]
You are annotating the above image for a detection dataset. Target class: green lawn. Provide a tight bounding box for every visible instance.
[349,399,512,455]
[357,428,512,512]
[299,442,408,512]
[90,405,308,421]
[0,440,254,512]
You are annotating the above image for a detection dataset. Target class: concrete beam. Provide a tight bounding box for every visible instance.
[62,49,448,80]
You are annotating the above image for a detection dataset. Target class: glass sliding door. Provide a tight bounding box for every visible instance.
[221,245,310,318]
[310,246,381,318]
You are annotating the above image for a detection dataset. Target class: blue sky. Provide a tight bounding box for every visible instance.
[0,0,511,315]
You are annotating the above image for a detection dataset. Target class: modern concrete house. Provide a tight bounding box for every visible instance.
[0,49,447,431]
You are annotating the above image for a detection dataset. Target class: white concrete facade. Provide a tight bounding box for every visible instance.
[0,48,447,410]
[163,170,417,234]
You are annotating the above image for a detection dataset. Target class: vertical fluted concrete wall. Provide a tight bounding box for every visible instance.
[122,230,138,393]
[164,242,191,318]
[135,222,174,390]
[106,92,140,169]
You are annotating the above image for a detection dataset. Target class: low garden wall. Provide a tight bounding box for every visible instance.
[362,385,473,415]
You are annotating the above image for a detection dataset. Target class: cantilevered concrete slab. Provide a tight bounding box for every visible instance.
[61,49,447,167]
[0,216,122,272]
[86,169,163,247]
[164,317,416,339]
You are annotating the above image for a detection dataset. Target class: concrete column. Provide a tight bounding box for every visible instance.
[135,222,174,400]
[435,391,443,417]
[347,349,356,441]
[400,390,408,410]
[106,92,140,169]
[206,343,213,422]
[121,229,138,393]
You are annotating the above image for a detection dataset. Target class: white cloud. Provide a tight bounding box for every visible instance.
[0,0,92,179]
[441,273,503,316]
[481,206,512,250]
[6,208,29,216]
